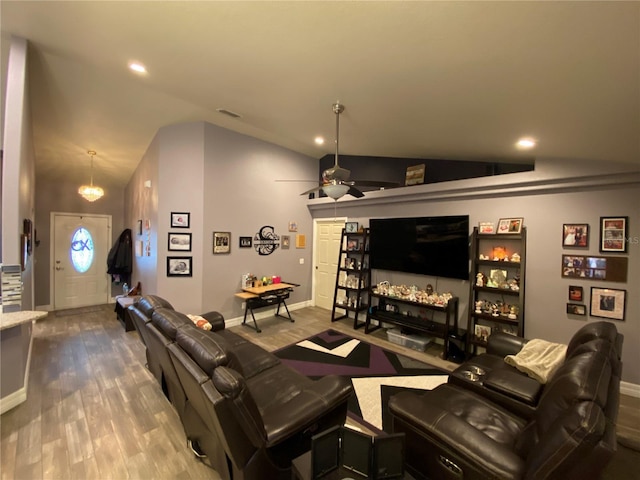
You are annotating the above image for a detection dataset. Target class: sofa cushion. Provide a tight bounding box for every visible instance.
[151,308,191,340]
[137,295,174,317]
[176,325,229,376]
[566,321,619,358]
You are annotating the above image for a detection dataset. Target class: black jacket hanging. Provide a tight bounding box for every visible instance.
[107,228,133,283]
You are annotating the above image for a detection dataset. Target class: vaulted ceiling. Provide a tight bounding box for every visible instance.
[1,1,638,189]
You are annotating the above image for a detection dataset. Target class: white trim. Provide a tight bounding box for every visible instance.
[0,387,27,415]
[225,300,312,327]
[621,381,640,398]
[312,217,347,308]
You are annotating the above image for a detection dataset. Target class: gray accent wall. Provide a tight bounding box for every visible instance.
[308,159,640,385]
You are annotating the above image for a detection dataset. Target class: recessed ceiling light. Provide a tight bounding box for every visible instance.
[516,138,536,149]
[314,136,325,145]
[128,62,147,74]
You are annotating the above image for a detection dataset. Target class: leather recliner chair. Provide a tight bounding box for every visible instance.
[166,315,354,480]
[389,331,622,479]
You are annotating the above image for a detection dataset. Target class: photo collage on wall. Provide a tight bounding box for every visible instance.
[562,217,629,321]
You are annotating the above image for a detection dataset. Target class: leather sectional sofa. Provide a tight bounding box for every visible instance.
[388,321,623,479]
[128,295,353,480]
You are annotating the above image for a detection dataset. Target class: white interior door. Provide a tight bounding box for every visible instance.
[53,213,111,309]
[314,219,345,310]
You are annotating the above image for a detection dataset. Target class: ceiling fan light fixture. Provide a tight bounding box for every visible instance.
[78,150,104,202]
[322,183,350,200]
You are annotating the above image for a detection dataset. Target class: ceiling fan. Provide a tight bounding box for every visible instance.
[299,102,399,200]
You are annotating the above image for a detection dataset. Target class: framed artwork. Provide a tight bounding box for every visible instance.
[474,324,492,343]
[347,239,360,251]
[167,256,192,277]
[600,216,628,253]
[562,223,589,248]
[497,218,524,234]
[239,236,252,248]
[282,235,290,249]
[137,219,143,235]
[590,287,626,321]
[566,303,586,316]
[168,232,192,251]
[171,212,190,228]
[288,221,298,232]
[478,222,495,234]
[561,254,627,282]
[345,221,359,233]
[213,231,231,254]
[568,285,583,302]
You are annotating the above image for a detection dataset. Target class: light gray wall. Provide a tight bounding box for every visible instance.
[308,159,640,385]
[1,35,35,309]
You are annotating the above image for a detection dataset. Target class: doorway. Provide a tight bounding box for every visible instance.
[51,213,111,309]
[313,218,346,310]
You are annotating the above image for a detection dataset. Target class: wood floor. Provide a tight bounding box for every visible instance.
[1,304,638,479]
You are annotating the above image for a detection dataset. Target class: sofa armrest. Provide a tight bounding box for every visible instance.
[487,332,528,357]
[483,369,543,406]
[201,311,226,331]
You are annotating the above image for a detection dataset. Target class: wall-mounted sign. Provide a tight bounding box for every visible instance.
[254,226,280,256]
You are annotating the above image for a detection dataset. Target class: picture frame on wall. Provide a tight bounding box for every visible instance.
[282,235,290,249]
[590,287,626,321]
[566,303,586,316]
[167,256,192,277]
[171,212,190,228]
[168,232,192,251]
[599,216,628,253]
[562,223,589,248]
[239,236,252,248]
[497,218,523,234]
[345,221,359,233]
[568,285,583,302]
[213,231,231,254]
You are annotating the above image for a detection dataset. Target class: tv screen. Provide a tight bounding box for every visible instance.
[369,215,469,280]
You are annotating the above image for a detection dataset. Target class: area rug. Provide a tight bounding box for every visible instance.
[274,329,449,432]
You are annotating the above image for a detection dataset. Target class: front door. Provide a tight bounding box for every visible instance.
[52,213,111,309]
[314,219,345,310]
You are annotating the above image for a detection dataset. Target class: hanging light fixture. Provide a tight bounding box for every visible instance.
[78,150,104,202]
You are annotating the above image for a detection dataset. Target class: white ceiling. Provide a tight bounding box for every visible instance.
[1,1,638,189]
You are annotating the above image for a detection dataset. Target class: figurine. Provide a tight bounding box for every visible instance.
[425,284,434,295]
[510,253,521,263]
[475,300,483,313]
[476,272,485,287]
[508,305,518,319]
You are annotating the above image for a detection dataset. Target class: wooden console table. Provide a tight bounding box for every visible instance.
[235,282,297,333]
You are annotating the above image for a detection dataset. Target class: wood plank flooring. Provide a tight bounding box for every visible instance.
[1,304,638,479]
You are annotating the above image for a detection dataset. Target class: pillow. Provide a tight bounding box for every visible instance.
[187,314,212,331]
[504,339,567,384]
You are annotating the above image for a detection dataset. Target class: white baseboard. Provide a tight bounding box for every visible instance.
[0,387,27,415]
[225,300,313,328]
[621,381,640,398]
[35,304,53,311]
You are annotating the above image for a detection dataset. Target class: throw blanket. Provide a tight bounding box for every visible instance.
[505,339,567,384]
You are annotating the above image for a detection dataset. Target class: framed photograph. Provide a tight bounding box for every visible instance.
[171,212,190,228]
[497,218,523,234]
[478,222,495,234]
[296,234,306,249]
[288,221,298,232]
[566,303,586,316]
[600,216,628,253]
[474,324,492,343]
[345,221,359,234]
[137,219,143,235]
[562,223,589,248]
[167,256,192,277]
[347,239,360,252]
[568,285,583,302]
[590,287,626,321]
[282,235,290,249]
[168,232,192,251]
[239,236,252,248]
[213,231,231,254]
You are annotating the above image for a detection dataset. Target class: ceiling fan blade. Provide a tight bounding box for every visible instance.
[350,180,401,188]
[347,186,365,198]
[300,185,324,196]
[275,179,319,183]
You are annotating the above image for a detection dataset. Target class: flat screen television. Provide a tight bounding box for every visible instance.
[369,215,469,280]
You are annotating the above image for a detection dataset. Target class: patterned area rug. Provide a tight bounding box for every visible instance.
[274,329,449,432]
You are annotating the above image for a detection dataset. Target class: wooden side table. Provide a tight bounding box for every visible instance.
[114,295,140,331]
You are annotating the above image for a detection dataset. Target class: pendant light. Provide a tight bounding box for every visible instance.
[78,150,104,202]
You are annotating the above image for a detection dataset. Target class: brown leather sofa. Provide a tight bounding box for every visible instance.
[129,295,353,480]
[388,321,622,479]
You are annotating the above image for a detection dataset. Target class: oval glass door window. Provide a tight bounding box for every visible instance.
[71,227,94,273]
